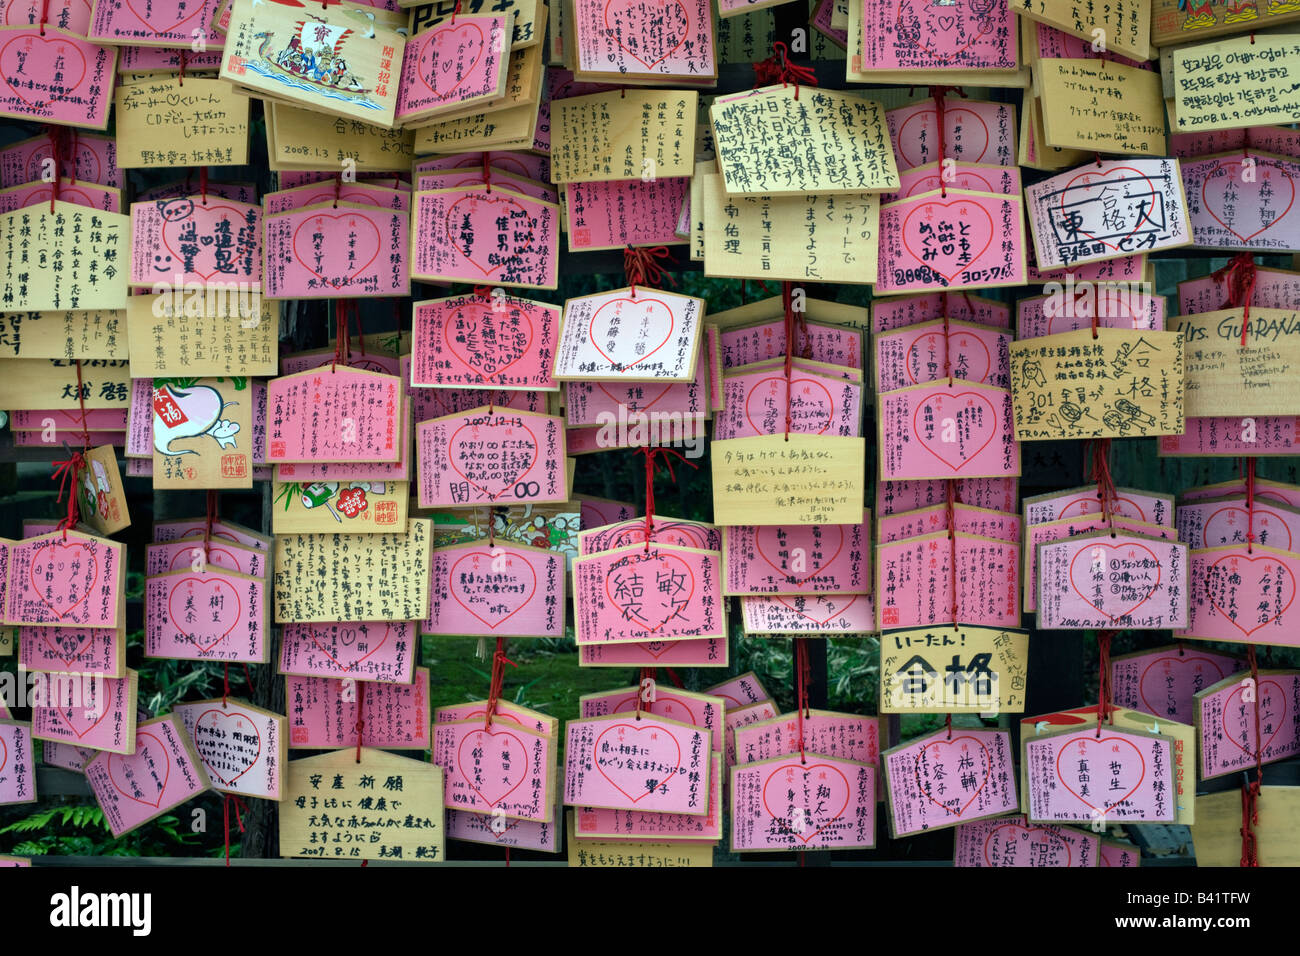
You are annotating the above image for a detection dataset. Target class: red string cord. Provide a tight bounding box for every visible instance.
[199,165,208,205]
[782,283,796,439]
[223,793,247,867]
[946,479,959,627]
[74,359,90,449]
[928,86,966,197]
[752,41,817,98]
[623,245,676,299]
[204,490,217,562]
[635,666,655,720]
[482,151,492,193]
[483,637,518,730]
[1088,438,1118,535]
[794,639,811,763]
[355,681,365,763]
[633,447,697,551]
[1244,456,1256,553]
[1212,252,1257,347]
[1241,645,1263,866]
[51,450,85,540]
[178,49,187,86]
[1096,630,1115,737]
[46,126,63,212]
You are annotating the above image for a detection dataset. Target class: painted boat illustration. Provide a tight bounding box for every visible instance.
[247,19,383,110]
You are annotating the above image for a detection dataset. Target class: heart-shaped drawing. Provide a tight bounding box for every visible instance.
[108,731,171,808]
[167,546,243,574]
[756,525,845,586]
[761,762,852,844]
[1221,679,1286,759]
[639,641,678,659]
[596,382,674,413]
[608,522,710,551]
[193,708,262,785]
[604,551,696,632]
[610,693,699,727]
[167,577,241,652]
[29,540,97,622]
[456,727,529,807]
[445,193,532,277]
[419,21,486,100]
[1054,734,1146,814]
[1067,542,1163,622]
[902,199,994,284]
[124,0,206,35]
[911,390,998,471]
[444,300,533,383]
[906,330,992,385]
[0,734,6,774]
[1202,159,1296,243]
[291,213,382,290]
[1137,655,1229,720]
[593,721,682,803]
[1057,494,1147,522]
[915,734,991,818]
[983,822,1072,867]
[774,594,860,626]
[160,203,256,282]
[1203,505,1293,551]
[898,106,990,168]
[1204,553,1295,637]
[905,170,995,198]
[743,375,835,436]
[587,296,676,373]
[447,418,539,501]
[1059,167,1159,251]
[935,14,956,30]
[452,154,532,179]
[450,551,537,629]
[602,0,688,68]
[0,32,87,108]
[41,627,94,667]
[307,623,390,672]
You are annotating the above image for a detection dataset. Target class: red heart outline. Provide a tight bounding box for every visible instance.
[911,389,998,472]
[905,329,992,385]
[443,300,534,384]
[744,375,834,436]
[290,213,382,290]
[603,551,697,633]
[1204,505,1293,552]
[756,525,845,586]
[904,170,995,198]
[593,721,682,804]
[168,546,243,574]
[602,0,688,68]
[455,727,529,807]
[54,687,111,740]
[1201,159,1296,243]
[608,521,710,551]
[983,822,1072,867]
[444,193,532,278]
[587,296,676,373]
[160,202,256,283]
[25,138,100,183]
[307,623,391,673]
[1057,494,1147,522]
[915,734,991,818]
[1067,541,1162,623]
[774,594,860,626]
[892,2,997,63]
[167,577,241,653]
[108,731,171,808]
[449,550,537,629]
[639,641,678,659]
[124,0,206,35]
[0,734,6,774]
[419,20,486,101]
[1137,655,1229,718]
[760,762,851,844]
[193,708,262,785]
[1053,734,1146,814]
[41,627,94,668]
[0,32,87,108]
[902,199,994,283]
[447,418,539,502]
[1205,553,1296,637]
[898,107,990,167]
[1059,167,1159,252]
[29,540,98,622]
[1221,679,1286,759]
[610,693,699,726]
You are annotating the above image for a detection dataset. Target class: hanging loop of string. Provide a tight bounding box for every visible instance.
[1212,252,1257,348]
[634,666,655,720]
[178,49,187,86]
[1096,630,1116,737]
[623,245,676,299]
[354,680,366,763]
[1243,456,1257,554]
[223,793,247,867]
[204,490,217,562]
[1087,438,1118,535]
[782,282,799,440]
[51,449,86,540]
[751,41,818,98]
[46,125,64,212]
[483,636,518,730]
[794,639,811,763]
[1241,645,1263,866]
[199,165,208,205]
[633,447,698,551]
[945,712,953,741]
[73,358,90,450]
[946,479,959,630]
[927,86,966,197]
[482,151,492,193]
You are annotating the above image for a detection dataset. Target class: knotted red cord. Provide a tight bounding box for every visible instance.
[624,245,676,299]
[483,637,518,730]
[51,450,85,540]
[1241,645,1263,866]
[223,793,247,867]
[1244,456,1257,553]
[794,639,811,763]
[1212,252,1257,347]
[1087,438,1118,534]
[1096,630,1116,737]
[633,447,697,550]
[332,301,355,371]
